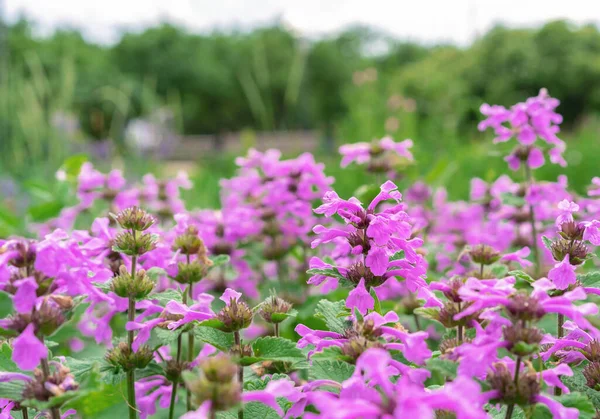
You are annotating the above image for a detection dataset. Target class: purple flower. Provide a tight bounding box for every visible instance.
[346,278,374,315]
[548,255,577,290]
[13,323,48,370]
[12,276,38,314]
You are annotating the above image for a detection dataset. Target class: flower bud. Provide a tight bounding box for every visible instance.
[165,359,190,383]
[467,244,501,266]
[216,300,253,332]
[258,296,293,324]
[8,240,37,268]
[581,341,600,363]
[559,221,586,241]
[551,238,588,265]
[346,262,386,288]
[112,207,156,231]
[173,261,207,285]
[442,276,465,303]
[505,294,545,322]
[23,363,79,402]
[113,231,157,256]
[487,362,539,405]
[199,354,238,383]
[583,362,600,390]
[341,336,384,362]
[173,226,204,255]
[231,343,253,359]
[105,342,153,372]
[503,324,543,356]
[111,265,155,300]
[34,300,66,336]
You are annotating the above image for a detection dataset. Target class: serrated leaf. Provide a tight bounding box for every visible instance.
[500,192,526,207]
[244,337,306,367]
[389,251,406,261]
[491,264,509,278]
[209,255,230,269]
[243,402,280,419]
[542,236,553,251]
[577,272,600,288]
[148,289,182,305]
[197,318,226,329]
[369,288,382,314]
[0,343,22,373]
[509,270,535,284]
[309,359,355,383]
[414,307,441,322]
[314,300,350,335]
[145,267,166,282]
[562,367,600,409]
[426,358,457,380]
[194,326,234,351]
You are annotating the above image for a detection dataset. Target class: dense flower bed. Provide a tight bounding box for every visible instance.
[1,89,600,418]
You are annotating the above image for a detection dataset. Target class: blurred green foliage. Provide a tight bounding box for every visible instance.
[3,18,600,142]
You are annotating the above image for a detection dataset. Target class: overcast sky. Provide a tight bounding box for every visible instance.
[5,0,600,44]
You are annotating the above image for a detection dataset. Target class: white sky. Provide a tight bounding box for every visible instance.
[5,0,600,45]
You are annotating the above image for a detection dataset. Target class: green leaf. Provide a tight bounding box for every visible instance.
[490,264,509,278]
[309,359,355,383]
[209,254,231,269]
[194,326,234,351]
[243,402,281,419]
[306,267,347,282]
[542,236,553,251]
[153,326,184,347]
[500,192,526,207]
[577,272,600,288]
[0,343,21,373]
[369,288,381,314]
[148,289,182,305]
[426,358,457,380]
[242,337,306,367]
[145,267,167,282]
[414,307,441,322]
[0,381,26,400]
[562,367,600,409]
[60,154,88,179]
[197,318,227,329]
[314,300,350,335]
[270,309,298,324]
[509,270,535,283]
[0,292,12,318]
[389,251,406,261]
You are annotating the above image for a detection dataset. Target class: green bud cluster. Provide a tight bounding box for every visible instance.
[105,342,154,372]
[111,265,155,300]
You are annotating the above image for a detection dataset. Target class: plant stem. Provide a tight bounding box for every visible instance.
[414,313,421,331]
[185,282,194,411]
[234,331,244,419]
[505,356,522,419]
[127,242,138,419]
[274,323,279,337]
[457,302,463,344]
[555,314,565,396]
[40,358,60,419]
[21,407,28,419]
[524,165,540,277]
[168,335,183,419]
[480,262,484,279]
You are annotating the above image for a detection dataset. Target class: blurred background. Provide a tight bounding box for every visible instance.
[2,0,600,234]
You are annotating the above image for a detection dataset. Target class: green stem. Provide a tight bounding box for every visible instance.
[524,165,540,277]
[127,245,138,419]
[555,314,565,396]
[274,323,279,337]
[40,358,60,419]
[414,313,421,331]
[505,356,522,419]
[168,335,183,419]
[234,331,244,419]
[21,407,29,419]
[185,282,194,411]
[480,262,484,279]
[457,302,463,344]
